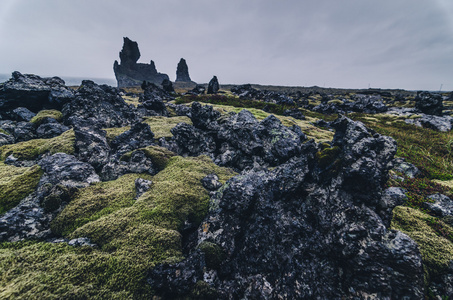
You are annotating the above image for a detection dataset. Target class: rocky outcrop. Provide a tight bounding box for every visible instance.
[62,80,138,128]
[175,58,192,82]
[415,91,443,116]
[0,153,99,242]
[0,71,74,114]
[113,37,169,88]
[231,84,295,105]
[171,102,305,171]
[149,116,424,299]
[207,76,219,94]
[313,94,388,114]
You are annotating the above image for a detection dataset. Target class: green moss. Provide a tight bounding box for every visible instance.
[0,129,75,161]
[316,146,341,169]
[198,241,225,270]
[120,145,176,171]
[327,99,343,105]
[0,128,10,135]
[29,110,63,125]
[142,116,193,139]
[51,173,153,236]
[191,280,219,299]
[103,126,130,144]
[0,241,153,299]
[391,206,453,284]
[0,162,43,214]
[0,155,236,298]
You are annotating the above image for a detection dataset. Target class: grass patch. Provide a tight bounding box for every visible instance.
[0,155,236,298]
[29,110,63,126]
[142,116,192,139]
[392,206,453,284]
[122,96,140,107]
[0,129,75,161]
[0,162,43,214]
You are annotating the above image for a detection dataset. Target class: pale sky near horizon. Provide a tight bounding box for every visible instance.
[0,0,452,90]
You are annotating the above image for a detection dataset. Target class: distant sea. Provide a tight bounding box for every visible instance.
[0,73,117,87]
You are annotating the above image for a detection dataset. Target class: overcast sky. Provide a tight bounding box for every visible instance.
[0,0,452,90]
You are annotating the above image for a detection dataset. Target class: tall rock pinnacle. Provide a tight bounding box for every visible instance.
[113,37,169,88]
[175,58,192,82]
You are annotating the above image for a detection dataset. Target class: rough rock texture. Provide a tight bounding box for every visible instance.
[171,102,305,171]
[0,71,74,114]
[313,94,388,114]
[392,157,420,179]
[405,115,453,132]
[149,116,424,299]
[137,81,170,116]
[189,85,206,95]
[62,80,138,128]
[0,153,99,242]
[230,84,295,105]
[175,58,192,82]
[161,78,175,93]
[113,37,169,87]
[207,76,219,94]
[415,91,443,116]
[424,194,453,218]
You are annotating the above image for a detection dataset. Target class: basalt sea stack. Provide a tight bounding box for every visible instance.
[113,37,169,88]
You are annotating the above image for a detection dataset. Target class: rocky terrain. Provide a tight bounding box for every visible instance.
[1,71,453,299]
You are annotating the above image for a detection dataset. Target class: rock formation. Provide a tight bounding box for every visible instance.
[113,37,169,88]
[207,76,219,94]
[175,58,192,82]
[415,91,443,116]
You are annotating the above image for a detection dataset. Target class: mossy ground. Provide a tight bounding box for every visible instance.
[0,129,75,161]
[120,145,175,171]
[0,162,43,214]
[29,110,63,125]
[143,116,192,139]
[392,206,453,284]
[0,155,236,298]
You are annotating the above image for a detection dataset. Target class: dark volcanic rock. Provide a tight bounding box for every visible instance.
[9,107,36,122]
[313,94,387,114]
[149,117,423,299]
[73,122,111,172]
[171,103,305,171]
[113,37,169,87]
[405,114,453,132]
[423,194,453,218]
[137,81,170,116]
[36,123,70,139]
[62,80,138,128]
[207,76,219,94]
[0,153,99,242]
[415,91,443,116]
[0,71,74,113]
[110,122,155,156]
[13,121,37,142]
[175,58,192,82]
[189,85,206,95]
[161,78,175,93]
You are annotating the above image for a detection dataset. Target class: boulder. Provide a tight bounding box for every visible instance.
[189,85,206,95]
[415,91,443,116]
[113,37,169,87]
[62,80,138,128]
[207,76,219,94]
[423,194,453,218]
[175,58,192,82]
[161,78,175,93]
[0,71,74,113]
[110,122,155,156]
[36,123,70,139]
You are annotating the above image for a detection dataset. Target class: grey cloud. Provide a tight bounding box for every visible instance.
[0,0,451,90]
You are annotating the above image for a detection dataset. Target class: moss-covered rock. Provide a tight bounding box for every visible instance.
[0,155,237,298]
[142,116,193,139]
[29,109,63,125]
[316,146,341,169]
[0,163,43,214]
[391,206,453,283]
[51,173,154,236]
[120,145,176,171]
[198,241,225,270]
[0,129,75,161]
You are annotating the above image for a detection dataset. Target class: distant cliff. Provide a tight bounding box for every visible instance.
[113,37,169,88]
